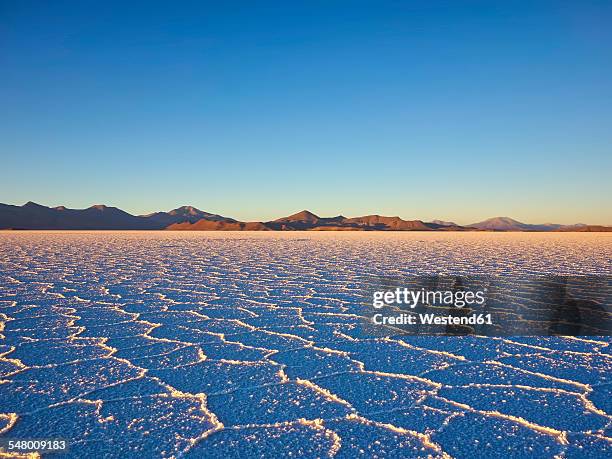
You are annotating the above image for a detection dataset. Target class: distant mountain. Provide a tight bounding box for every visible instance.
[342,215,433,231]
[0,202,239,230]
[469,217,564,231]
[555,225,612,232]
[1,202,610,231]
[143,205,236,226]
[0,202,159,230]
[168,220,271,231]
[271,210,346,230]
[270,211,468,231]
[275,210,321,224]
[470,217,528,231]
[467,217,612,232]
[430,220,458,227]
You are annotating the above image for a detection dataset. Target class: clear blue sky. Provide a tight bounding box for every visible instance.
[1,1,610,224]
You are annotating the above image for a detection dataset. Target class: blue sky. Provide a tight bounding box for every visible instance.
[1,1,611,224]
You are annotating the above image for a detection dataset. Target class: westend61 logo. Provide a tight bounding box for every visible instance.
[372,287,486,309]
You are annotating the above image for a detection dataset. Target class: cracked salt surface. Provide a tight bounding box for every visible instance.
[0,231,610,458]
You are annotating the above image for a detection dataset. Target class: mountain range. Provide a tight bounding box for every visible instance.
[0,202,609,231]
[467,217,611,232]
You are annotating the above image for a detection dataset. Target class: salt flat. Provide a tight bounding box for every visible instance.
[0,231,610,458]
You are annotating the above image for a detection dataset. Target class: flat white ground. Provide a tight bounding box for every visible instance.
[0,232,610,458]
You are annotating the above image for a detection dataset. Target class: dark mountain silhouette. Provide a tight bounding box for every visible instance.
[0,202,158,230]
[144,205,236,226]
[0,202,234,230]
[1,202,609,231]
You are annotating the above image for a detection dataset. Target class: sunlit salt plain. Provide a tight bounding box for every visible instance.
[0,231,610,458]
